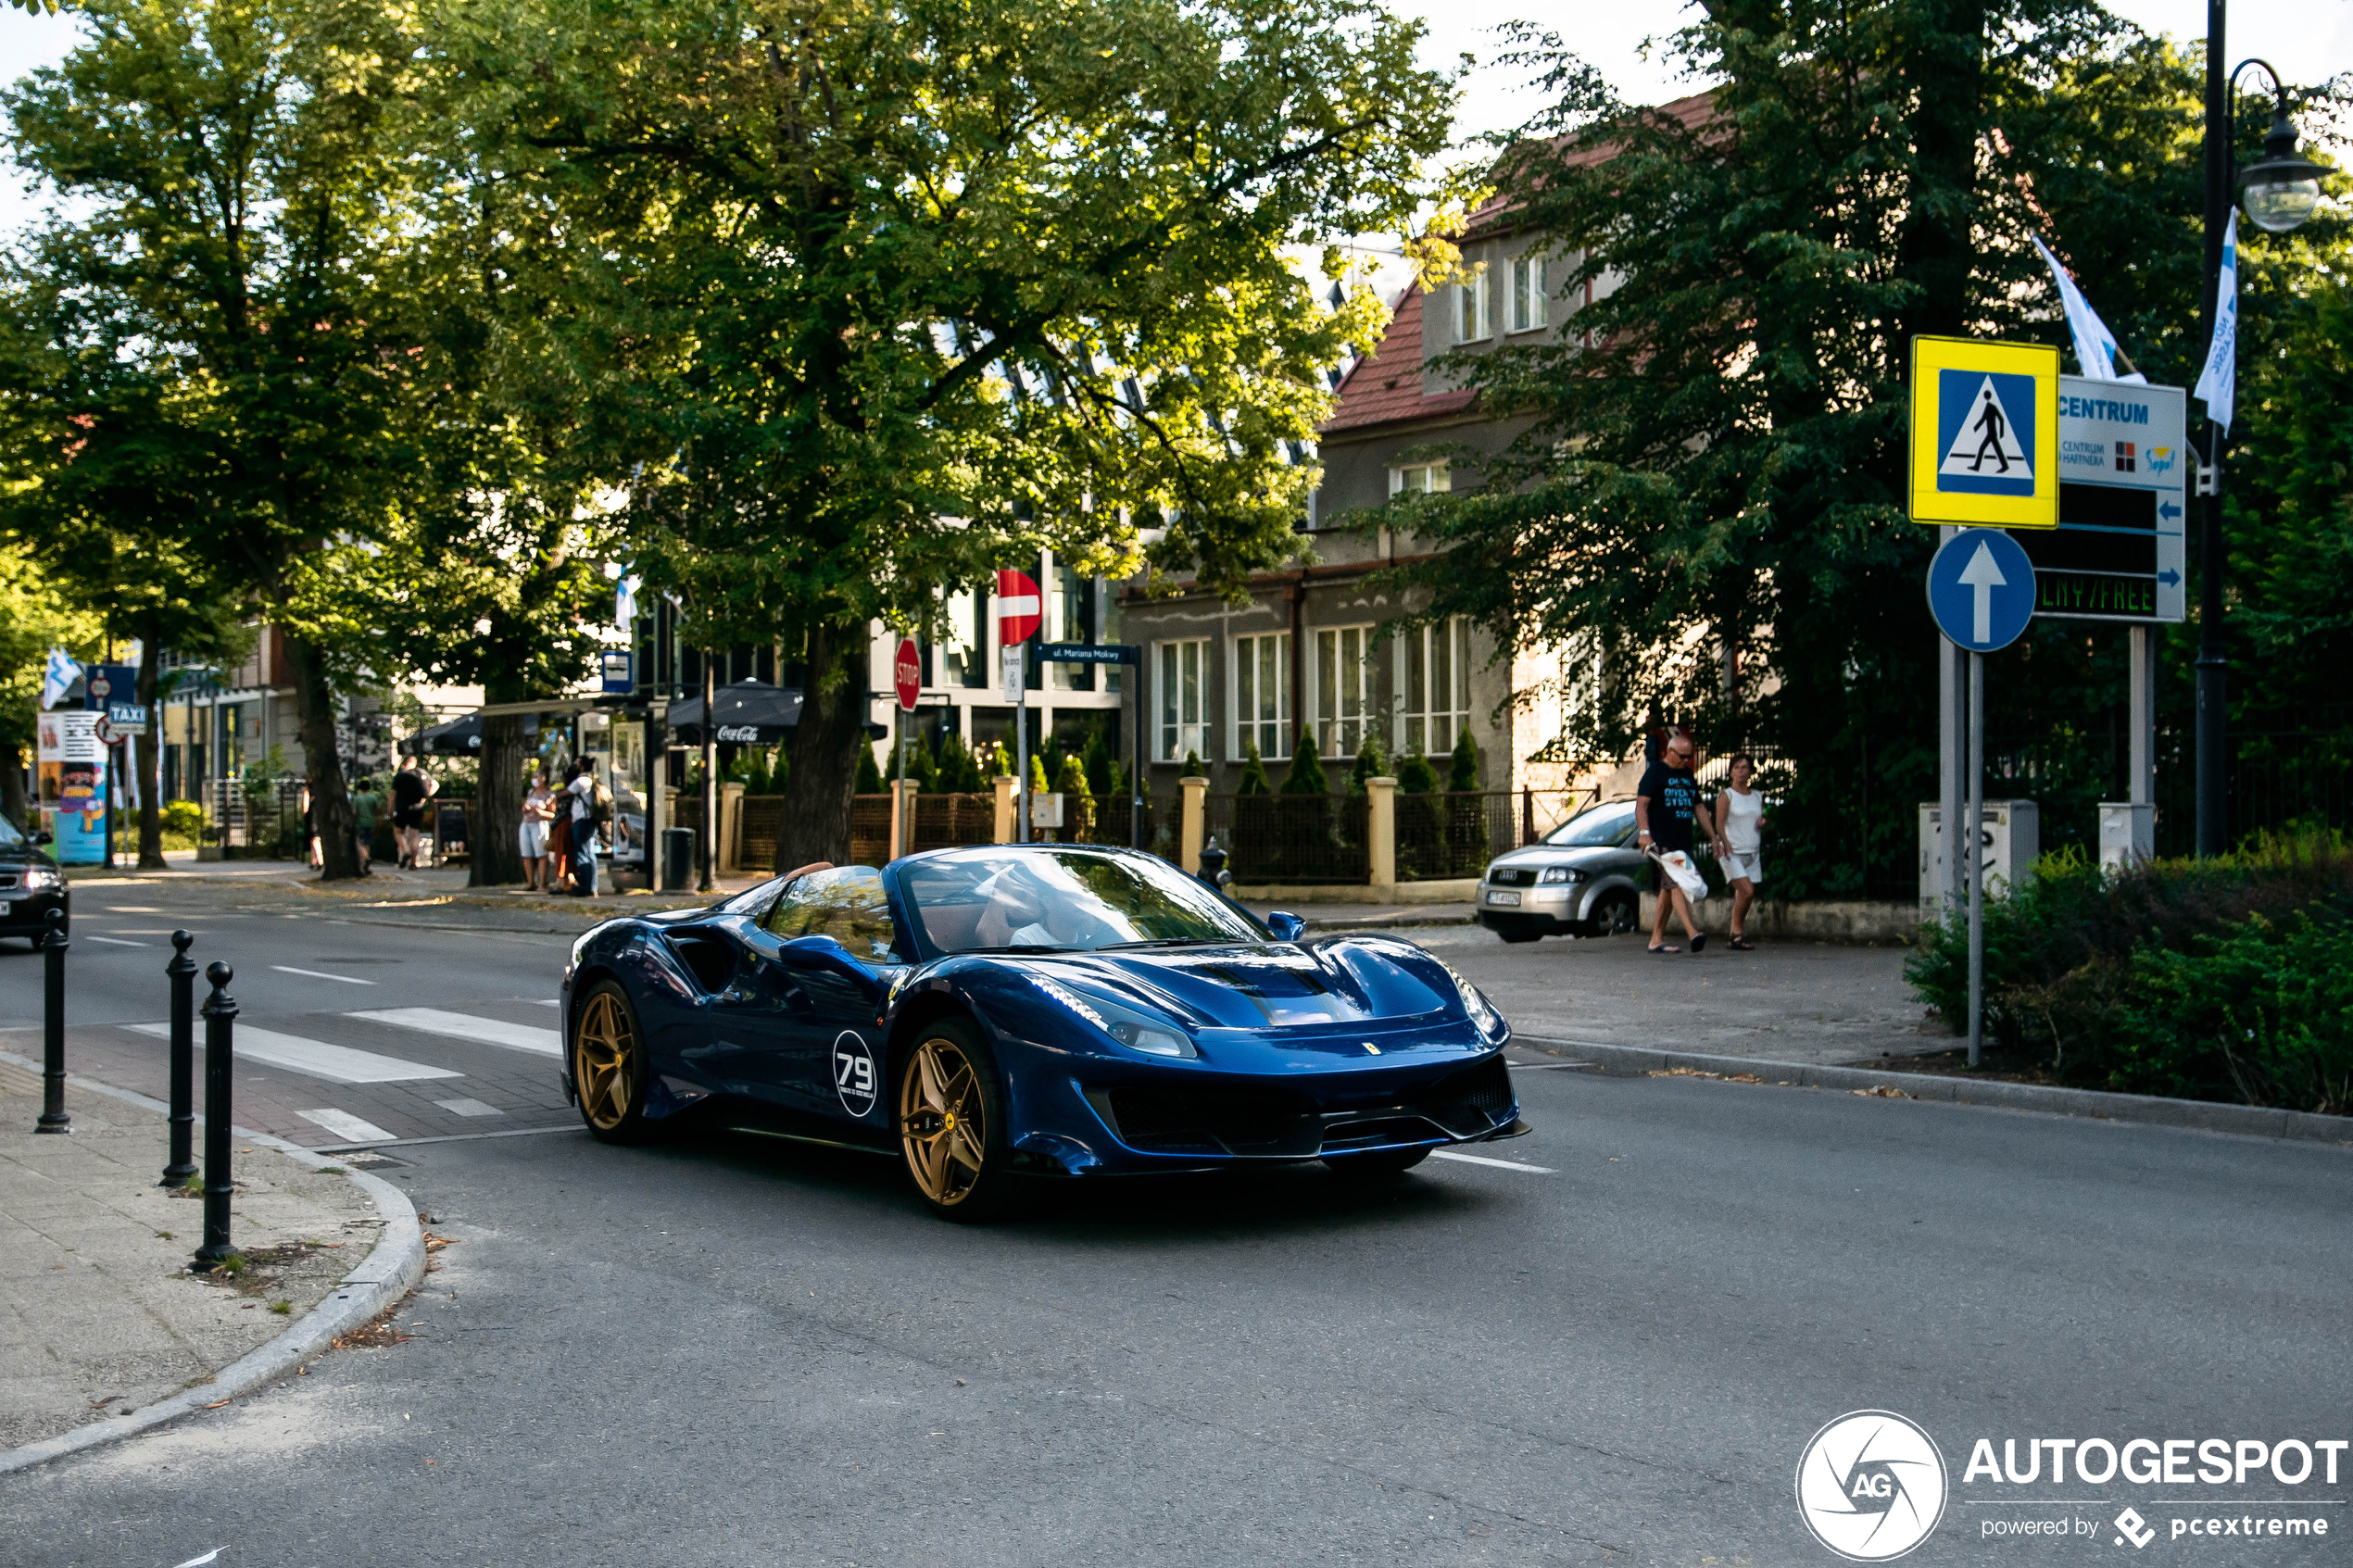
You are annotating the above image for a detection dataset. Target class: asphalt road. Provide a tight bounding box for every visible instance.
[3,878,2347,1566]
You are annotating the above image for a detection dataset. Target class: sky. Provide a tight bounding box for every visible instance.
[0,0,2347,238]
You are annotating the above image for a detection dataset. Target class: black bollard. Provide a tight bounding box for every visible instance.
[193,960,239,1270]
[36,907,69,1135]
[1196,836,1233,891]
[160,931,198,1187]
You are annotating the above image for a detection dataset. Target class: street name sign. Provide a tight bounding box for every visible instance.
[1037,642,1140,666]
[1909,336,2060,529]
[1927,528,2035,652]
[2010,378,2188,623]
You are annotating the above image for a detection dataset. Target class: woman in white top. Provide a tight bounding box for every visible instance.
[1711,753,1767,950]
[519,772,555,892]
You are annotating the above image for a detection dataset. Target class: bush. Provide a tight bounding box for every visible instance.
[854,743,885,794]
[161,799,206,839]
[1236,740,1272,797]
[1278,730,1327,795]
[1906,831,2353,1111]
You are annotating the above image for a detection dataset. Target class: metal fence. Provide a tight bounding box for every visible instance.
[1204,793,1371,884]
[1394,790,1520,881]
[203,778,308,859]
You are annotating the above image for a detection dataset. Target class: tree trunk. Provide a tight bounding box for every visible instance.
[471,710,527,887]
[135,623,166,870]
[0,740,26,826]
[774,621,867,871]
[281,633,364,881]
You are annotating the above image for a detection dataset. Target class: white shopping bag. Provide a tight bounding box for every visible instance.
[1652,847,1708,902]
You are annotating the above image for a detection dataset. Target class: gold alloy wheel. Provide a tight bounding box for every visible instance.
[575,989,636,1131]
[900,1035,987,1207]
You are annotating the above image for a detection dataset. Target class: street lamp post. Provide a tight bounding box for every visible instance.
[2194,18,2326,858]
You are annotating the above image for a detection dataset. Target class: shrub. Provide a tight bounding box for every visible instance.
[1347,731,1390,796]
[854,744,884,794]
[162,799,206,839]
[1278,730,1327,795]
[1446,728,1481,791]
[1236,740,1272,797]
[1396,752,1441,794]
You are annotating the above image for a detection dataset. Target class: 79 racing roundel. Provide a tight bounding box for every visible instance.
[834,1031,879,1118]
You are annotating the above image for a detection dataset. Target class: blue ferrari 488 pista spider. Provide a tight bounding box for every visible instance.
[560,844,1529,1219]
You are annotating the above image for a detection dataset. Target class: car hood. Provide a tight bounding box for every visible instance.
[1026,936,1452,1033]
[1486,843,1628,872]
[0,843,57,870]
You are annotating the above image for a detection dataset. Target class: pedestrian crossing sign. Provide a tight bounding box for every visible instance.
[1909,335,2059,528]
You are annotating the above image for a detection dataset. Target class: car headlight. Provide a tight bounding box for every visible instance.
[1436,960,1504,1035]
[21,867,61,890]
[569,930,596,972]
[1030,973,1198,1060]
[1538,866,1580,884]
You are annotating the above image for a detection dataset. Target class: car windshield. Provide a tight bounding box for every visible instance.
[0,813,22,847]
[900,847,1267,955]
[1544,801,1637,848]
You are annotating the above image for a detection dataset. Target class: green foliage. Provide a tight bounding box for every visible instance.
[855,744,885,795]
[937,734,984,793]
[1396,752,1441,794]
[1182,748,1203,777]
[1278,730,1328,795]
[987,740,1016,780]
[161,799,205,839]
[1237,740,1274,797]
[1906,833,2353,1110]
[1445,729,1479,792]
[0,545,101,761]
[1029,754,1052,797]
[1053,753,1094,839]
[1347,731,1390,796]
[1080,734,1113,801]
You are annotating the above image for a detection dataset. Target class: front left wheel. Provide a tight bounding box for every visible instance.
[572,980,656,1145]
[897,1021,1026,1223]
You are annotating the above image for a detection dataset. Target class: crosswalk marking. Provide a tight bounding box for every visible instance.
[349,1008,562,1059]
[83,935,150,947]
[435,1098,505,1118]
[272,964,377,985]
[122,1022,462,1085]
[1428,1149,1556,1174]
[297,1108,396,1143]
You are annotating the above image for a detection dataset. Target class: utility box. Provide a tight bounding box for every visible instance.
[1919,800,2042,915]
[2098,801,2155,869]
[1029,792,1064,830]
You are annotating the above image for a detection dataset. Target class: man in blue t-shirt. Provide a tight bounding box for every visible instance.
[1636,731,1707,953]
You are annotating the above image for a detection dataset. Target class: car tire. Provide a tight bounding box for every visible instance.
[571,978,658,1146]
[897,1019,1027,1223]
[1323,1147,1432,1179]
[1588,891,1638,936]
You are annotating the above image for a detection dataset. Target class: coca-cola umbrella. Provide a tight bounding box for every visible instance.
[666,679,887,745]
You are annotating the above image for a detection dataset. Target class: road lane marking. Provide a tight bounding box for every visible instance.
[122,1022,462,1085]
[271,965,377,985]
[83,935,150,947]
[1509,1061,1596,1070]
[349,1008,562,1059]
[528,998,560,1007]
[1428,1149,1556,1174]
[434,1098,504,1118]
[297,1108,396,1143]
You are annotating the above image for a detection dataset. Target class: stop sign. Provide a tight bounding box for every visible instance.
[996,568,1040,645]
[894,637,921,710]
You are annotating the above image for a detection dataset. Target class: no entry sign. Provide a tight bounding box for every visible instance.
[996,569,1040,645]
[893,637,921,710]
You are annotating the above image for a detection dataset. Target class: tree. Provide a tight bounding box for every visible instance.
[1237,740,1274,797]
[1385,6,2311,892]
[0,545,102,825]
[1348,730,1390,795]
[447,0,1454,872]
[1446,728,1481,792]
[6,0,443,880]
[1279,729,1328,795]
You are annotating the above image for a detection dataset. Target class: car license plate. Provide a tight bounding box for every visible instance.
[1486,890,1521,906]
[0,900,11,916]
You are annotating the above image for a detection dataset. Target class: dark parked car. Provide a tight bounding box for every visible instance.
[0,812,70,946]
[1474,798,1647,943]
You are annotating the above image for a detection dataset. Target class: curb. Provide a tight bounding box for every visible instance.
[0,1057,428,1477]
[1515,1035,2353,1146]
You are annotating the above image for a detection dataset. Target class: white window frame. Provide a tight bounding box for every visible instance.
[1394,617,1472,760]
[1311,624,1378,759]
[1156,638,1208,762]
[1509,254,1548,333]
[1456,269,1491,343]
[1389,462,1451,497]
[1230,632,1291,761]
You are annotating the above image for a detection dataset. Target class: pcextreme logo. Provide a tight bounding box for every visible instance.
[1797,1411,1951,1561]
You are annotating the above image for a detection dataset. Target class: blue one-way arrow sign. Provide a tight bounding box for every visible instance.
[2158,568,2182,587]
[2159,500,2182,521]
[1927,529,2036,652]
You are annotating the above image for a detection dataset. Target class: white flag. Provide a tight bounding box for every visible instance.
[2193,209,2239,434]
[2032,234,2146,385]
[39,646,81,710]
[615,573,639,631]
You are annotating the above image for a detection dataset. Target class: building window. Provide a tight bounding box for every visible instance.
[1509,254,1547,333]
[1396,617,1472,760]
[1232,633,1291,760]
[1390,463,1450,497]
[1456,269,1491,343]
[1049,563,1093,691]
[1157,639,1207,762]
[1313,625,1377,759]
[939,588,983,688]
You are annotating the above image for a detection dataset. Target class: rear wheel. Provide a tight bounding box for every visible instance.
[897,1020,1025,1223]
[1322,1147,1432,1180]
[572,981,655,1145]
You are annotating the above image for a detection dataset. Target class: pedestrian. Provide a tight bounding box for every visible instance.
[350,775,382,872]
[390,756,435,869]
[1712,753,1767,950]
[564,761,601,897]
[520,771,554,892]
[1636,728,1708,954]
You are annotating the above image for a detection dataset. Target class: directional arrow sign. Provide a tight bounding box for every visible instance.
[2158,500,2182,522]
[2158,569,2182,587]
[1926,528,2036,652]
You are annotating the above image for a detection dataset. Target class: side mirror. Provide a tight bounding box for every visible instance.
[779,934,863,971]
[1266,911,1307,943]
[30,830,52,846]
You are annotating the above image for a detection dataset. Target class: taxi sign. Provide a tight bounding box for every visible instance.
[1909,336,2060,529]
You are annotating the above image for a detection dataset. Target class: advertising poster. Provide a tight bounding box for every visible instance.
[36,706,107,863]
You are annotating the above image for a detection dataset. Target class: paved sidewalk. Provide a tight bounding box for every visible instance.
[0,1064,378,1452]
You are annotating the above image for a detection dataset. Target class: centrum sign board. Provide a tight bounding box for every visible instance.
[2009,378,2188,623]
[1908,337,2060,529]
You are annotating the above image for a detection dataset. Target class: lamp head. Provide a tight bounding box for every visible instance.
[2242,107,2327,233]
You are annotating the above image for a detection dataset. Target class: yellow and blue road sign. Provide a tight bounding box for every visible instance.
[1908,336,2060,529]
